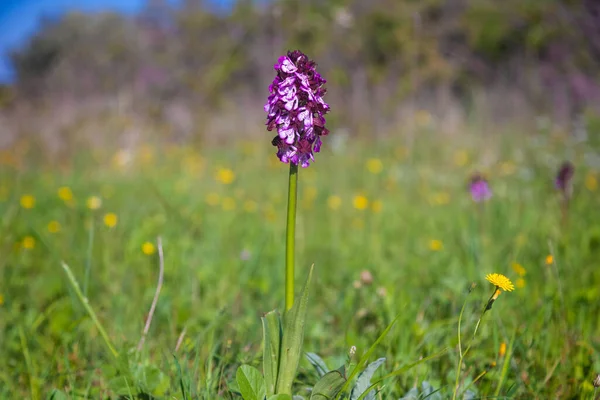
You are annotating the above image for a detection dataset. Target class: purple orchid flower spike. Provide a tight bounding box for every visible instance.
[555,161,575,198]
[469,173,492,202]
[265,50,330,167]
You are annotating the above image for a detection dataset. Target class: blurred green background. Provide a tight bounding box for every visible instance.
[1,0,600,399]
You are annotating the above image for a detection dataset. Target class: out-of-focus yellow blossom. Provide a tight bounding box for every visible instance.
[86,196,102,210]
[516,278,526,289]
[429,239,443,251]
[222,197,236,211]
[103,213,118,228]
[58,186,73,202]
[511,262,526,277]
[0,294,3,306]
[20,195,35,209]
[454,150,469,167]
[415,109,433,128]
[243,200,257,213]
[47,221,61,233]
[366,158,383,174]
[142,242,156,255]
[545,255,554,265]
[499,342,507,357]
[431,192,450,205]
[500,161,517,176]
[585,172,597,192]
[327,195,342,210]
[139,145,154,165]
[371,200,383,213]
[206,192,220,206]
[353,195,369,210]
[215,168,235,184]
[22,236,35,249]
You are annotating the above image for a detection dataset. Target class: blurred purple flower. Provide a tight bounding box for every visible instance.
[555,161,575,195]
[265,50,330,167]
[469,174,492,202]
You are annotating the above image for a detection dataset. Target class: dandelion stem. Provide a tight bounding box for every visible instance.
[285,163,298,311]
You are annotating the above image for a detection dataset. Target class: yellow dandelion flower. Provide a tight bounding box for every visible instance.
[206,192,220,206]
[511,262,526,277]
[545,255,554,265]
[366,158,383,174]
[485,273,514,292]
[327,195,342,210]
[57,186,73,202]
[371,199,383,213]
[103,213,118,228]
[222,197,236,211]
[353,195,369,210]
[47,221,61,233]
[215,168,235,185]
[585,172,597,192]
[142,242,156,255]
[516,278,526,288]
[429,239,443,251]
[86,196,102,210]
[243,200,257,213]
[20,194,35,209]
[22,236,35,250]
[453,150,469,167]
[499,342,507,357]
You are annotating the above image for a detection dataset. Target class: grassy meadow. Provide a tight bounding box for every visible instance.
[1,126,599,399]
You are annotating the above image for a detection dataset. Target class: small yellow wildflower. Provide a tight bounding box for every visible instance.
[585,172,597,192]
[371,200,383,213]
[22,236,35,250]
[327,195,342,210]
[353,195,369,210]
[142,242,156,255]
[485,273,514,292]
[222,197,236,211]
[500,161,517,176]
[103,213,118,228]
[414,109,432,127]
[206,192,220,206]
[86,196,102,210]
[47,221,61,233]
[215,168,235,184]
[545,255,554,265]
[366,158,383,174]
[499,342,507,357]
[511,262,526,277]
[453,150,469,167]
[57,186,73,202]
[516,278,526,288]
[20,194,35,209]
[243,200,257,213]
[429,239,443,251]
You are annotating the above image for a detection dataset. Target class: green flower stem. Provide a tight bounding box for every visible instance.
[285,163,299,311]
